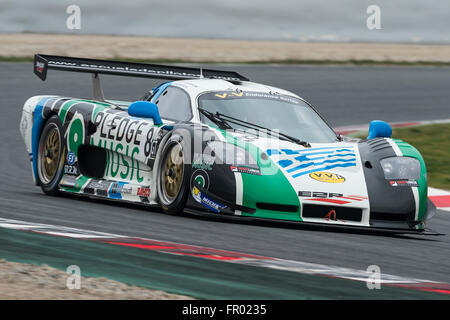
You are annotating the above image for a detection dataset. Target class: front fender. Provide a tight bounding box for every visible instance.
[392,139,428,221]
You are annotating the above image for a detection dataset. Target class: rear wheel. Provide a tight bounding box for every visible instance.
[157,134,190,214]
[37,115,65,195]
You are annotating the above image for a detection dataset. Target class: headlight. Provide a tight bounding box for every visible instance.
[380,157,421,180]
[206,141,257,166]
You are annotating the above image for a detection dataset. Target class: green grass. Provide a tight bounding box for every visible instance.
[356,123,450,190]
[2,55,450,66]
[0,56,36,63]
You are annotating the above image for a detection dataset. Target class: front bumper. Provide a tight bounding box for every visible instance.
[185,185,440,235]
[183,206,442,235]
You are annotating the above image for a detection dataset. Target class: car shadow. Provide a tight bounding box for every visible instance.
[49,191,445,241]
[189,211,444,241]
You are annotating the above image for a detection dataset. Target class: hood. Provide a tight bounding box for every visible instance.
[228,132,371,226]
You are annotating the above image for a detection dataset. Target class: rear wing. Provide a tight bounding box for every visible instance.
[33,54,249,100]
[34,54,249,83]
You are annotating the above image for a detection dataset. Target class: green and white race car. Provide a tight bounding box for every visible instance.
[20,54,435,233]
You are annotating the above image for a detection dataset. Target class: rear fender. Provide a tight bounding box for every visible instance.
[21,95,58,184]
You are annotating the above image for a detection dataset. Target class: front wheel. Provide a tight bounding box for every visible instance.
[37,115,66,195]
[157,134,190,215]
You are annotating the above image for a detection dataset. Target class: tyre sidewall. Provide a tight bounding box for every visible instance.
[37,115,65,195]
[157,132,191,214]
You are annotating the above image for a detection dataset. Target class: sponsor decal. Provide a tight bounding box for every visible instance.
[137,186,151,197]
[207,91,301,103]
[104,146,144,183]
[45,60,240,81]
[389,180,419,187]
[59,175,90,193]
[230,165,261,176]
[192,186,202,203]
[150,139,159,159]
[35,61,45,73]
[192,153,215,170]
[59,175,78,188]
[215,93,227,98]
[202,196,226,212]
[324,209,337,221]
[267,146,356,178]
[214,92,244,99]
[108,182,132,199]
[91,111,158,183]
[84,180,112,197]
[194,175,206,187]
[298,191,367,205]
[64,165,78,175]
[309,172,346,183]
[191,186,227,213]
[93,111,150,147]
[298,191,343,198]
[67,151,76,165]
[322,209,347,223]
[190,169,210,191]
[244,92,301,103]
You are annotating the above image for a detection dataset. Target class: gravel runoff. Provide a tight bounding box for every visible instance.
[0,259,193,300]
[2,33,450,63]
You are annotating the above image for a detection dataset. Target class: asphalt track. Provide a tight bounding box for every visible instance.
[1,62,450,285]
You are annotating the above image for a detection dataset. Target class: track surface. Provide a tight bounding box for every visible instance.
[1,63,450,284]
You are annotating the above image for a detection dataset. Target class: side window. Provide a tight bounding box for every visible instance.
[154,86,192,121]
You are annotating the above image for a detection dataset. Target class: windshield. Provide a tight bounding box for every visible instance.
[198,91,338,143]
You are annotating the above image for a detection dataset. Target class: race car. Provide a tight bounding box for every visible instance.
[20,54,435,233]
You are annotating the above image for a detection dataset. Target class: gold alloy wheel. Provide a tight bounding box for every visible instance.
[162,144,184,202]
[39,124,61,184]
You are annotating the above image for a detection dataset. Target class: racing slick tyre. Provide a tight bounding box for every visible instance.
[37,115,66,196]
[157,133,191,215]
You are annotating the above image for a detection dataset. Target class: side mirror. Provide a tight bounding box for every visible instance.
[367,120,392,139]
[128,101,162,125]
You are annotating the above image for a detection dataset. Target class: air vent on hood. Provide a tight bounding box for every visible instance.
[302,204,362,222]
[366,138,392,152]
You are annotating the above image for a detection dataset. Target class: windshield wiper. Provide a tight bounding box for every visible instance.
[198,108,233,130]
[217,112,311,147]
[199,108,310,147]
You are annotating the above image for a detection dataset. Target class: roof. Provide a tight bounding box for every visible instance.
[170,78,300,100]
